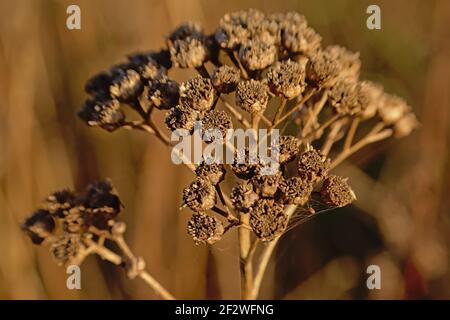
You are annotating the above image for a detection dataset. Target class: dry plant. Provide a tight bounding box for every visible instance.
[21,9,417,300]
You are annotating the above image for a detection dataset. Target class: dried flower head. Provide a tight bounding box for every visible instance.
[281,23,321,57]
[78,98,124,131]
[231,147,259,179]
[127,52,167,80]
[250,199,287,242]
[109,68,144,102]
[320,175,356,207]
[379,94,411,124]
[251,170,282,197]
[239,41,277,71]
[182,178,217,212]
[278,177,313,205]
[22,209,55,245]
[230,182,259,213]
[358,81,384,119]
[83,179,122,215]
[201,110,233,142]
[168,22,207,68]
[297,148,330,183]
[50,233,81,266]
[165,104,199,132]
[394,113,419,138]
[329,80,367,116]
[147,75,180,110]
[45,189,76,217]
[306,49,341,87]
[195,161,226,185]
[180,76,216,112]
[278,135,301,164]
[267,60,306,99]
[235,79,268,114]
[326,45,361,80]
[211,65,241,93]
[187,212,224,245]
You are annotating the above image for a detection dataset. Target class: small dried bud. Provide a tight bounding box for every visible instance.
[182,178,216,212]
[320,175,356,207]
[306,50,341,87]
[281,24,321,57]
[180,76,216,112]
[236,79,268,114]
[195,162,226,185]
[231,147,259,180]
[358,81,384,120]
[239,41,277,71]
[22,209,55,245]
[201,110,233,142]
[165,104,199,133]
[78,98,124,131]
[147,75,180,110]
[250,199,287,242]
[278,135,301,164]
[297,149,330,183]
[110,68,144,102]
[230,183,259,213]
[267,60,306,99]
[50,233,81,266]
[326,45,361,80]
[379,94,411,124]
[251,170,282,197]
[127,53,166,80]
[83,180,121,215]
[329,80,366,116]
[278,177,313,205]
[211,65,241,93]
[187,212,224,245]
[45,189,76,217]
[168,23,207,68]
[394,113,418,138]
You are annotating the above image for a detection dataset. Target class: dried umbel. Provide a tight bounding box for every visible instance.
[182,178,217,212]
[187,212,224,245]
[211,65,241,93]
[278,177,313,206]
[297,148,330,183]
[267,60,306,99]
[250,199,287,242]
[236,79,268,114]
[180,76,216,112]
[320,175,356,207]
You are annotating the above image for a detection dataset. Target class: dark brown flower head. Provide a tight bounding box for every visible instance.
[180,76,216,112]
[147,75,180,110]
[267,60,306,99]
[50,233,81,266]
[187,212,224,245]
[278,135,301,164]
[320,175,356,207]
[250,199,287,242]
[215,9,266,49]
[211,65,241,93]
[358,81,384,120]
[279,177,313,205]
[168,22,207,68]
[45,189,76,217]
[195,161,226,185]
[281,24,321,57]
[231,147,259,180]
[394,113,418,138]
[236,79,268,114]
[109,68,144,102]
[165,104,199,133]
[239,41,277,71]
[297,148,330,183]
[85,71,112,98]
[379,93,411,124]
[329,80,367,116]
[62,206,87,234]
[201,110,233,142]
[85,207,118,230]
[230,182,259,213]
[83,179,121,217]
[78,98,124,131]
[22,209,55,245]
[182,178,216,212]
[127,53,167,80]
[251,170,282,198]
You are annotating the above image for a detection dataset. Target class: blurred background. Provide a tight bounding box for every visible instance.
[0,0,449,299]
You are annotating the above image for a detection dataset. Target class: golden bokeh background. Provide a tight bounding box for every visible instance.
[0,0,449,299]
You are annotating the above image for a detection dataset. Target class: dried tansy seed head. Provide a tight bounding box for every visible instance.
[182,178,216,212]
[187,213,224,245]
[45,189,76,217]
[279,177,313,205]
[78,98,124,131]
[195,161,226,185]
[358,81,384,119]
[281,23,321,57]
[230,183,259,213]
[147,75,180,110]
[211,65,241,93]
[231,147,259,179]
[250,199,287,242]
[236,79,268,114]
[306,49,341,87]
[267,60,306,99]
[379,94,411,124]
[326,45,361,80]
[127,52,167,80]
[239,41,277,71]
[180,76,216,112]
[320,175,356,207]
[297,148,330,183]
[22,209,55,245]
[394,112,418,138]
[251,170,282,197]
[165,104,198,132]
[168,22,207,68]
[278,135,301,164]
[83,179,121,215]
[110,68,144,102]
[329,80,367,116]
[201,110,233,142]
[50,233,81,266]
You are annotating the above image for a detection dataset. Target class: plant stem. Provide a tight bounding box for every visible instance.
[344,117,360,151]
[272,89,316,128]
[272,98,287,125]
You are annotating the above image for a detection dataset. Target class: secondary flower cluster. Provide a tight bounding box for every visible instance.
[22,180,122,265]
[74,9,417,246]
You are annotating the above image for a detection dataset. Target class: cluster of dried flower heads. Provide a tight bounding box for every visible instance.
[23,9,417,300]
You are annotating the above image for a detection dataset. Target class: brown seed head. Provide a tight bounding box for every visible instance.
[187,212,224,245]
[297,149,330,183]
[250,199,287,242]
[267,60,306,99]
[230,182,259,213]
[165,104,199,132]
[147,75,180,110]
[239,41,277,71]
[320,175,356,207]
[211,65,241,93]
[182,178,217,212]
[235,79,268,114]
[195,161,226,185]
[201,110,233,142]
[180,76,216,112]
[278,177,313,205]
[78,98,124,131]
